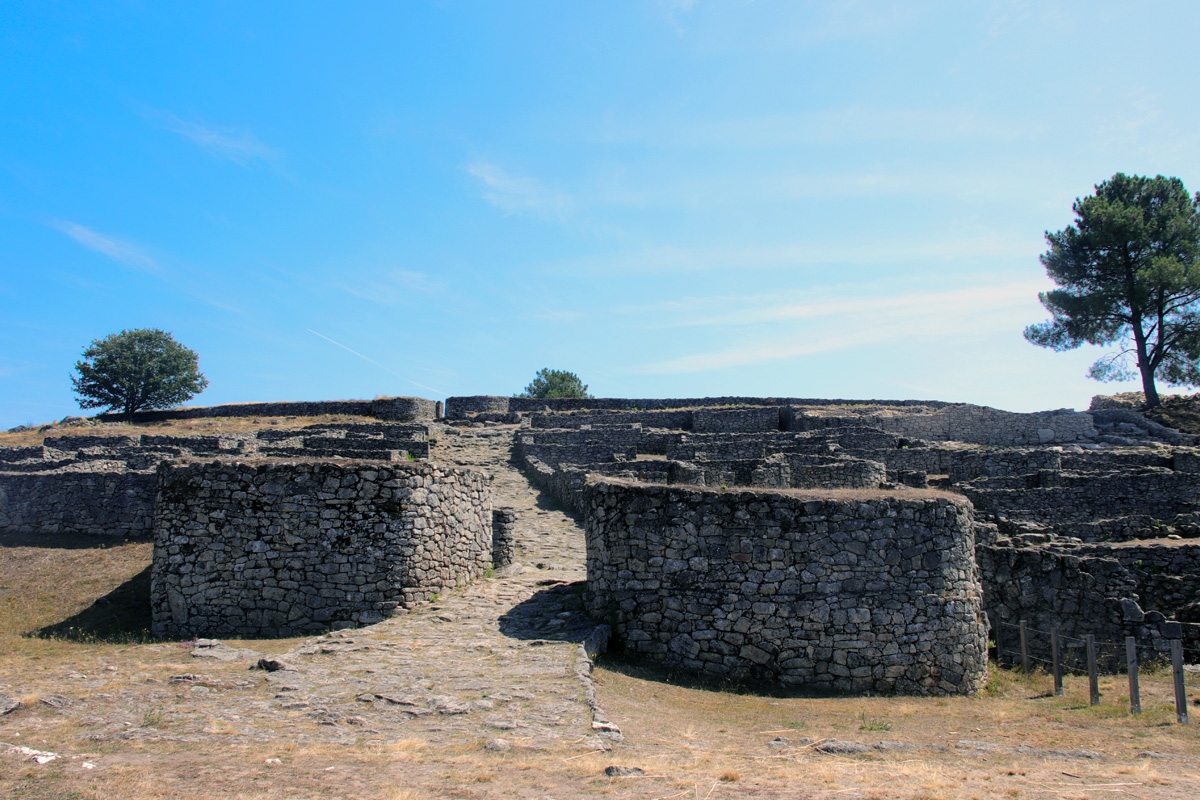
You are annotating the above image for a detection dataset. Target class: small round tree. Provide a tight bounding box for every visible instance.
[517,368,591,399]
[71,329,209,414]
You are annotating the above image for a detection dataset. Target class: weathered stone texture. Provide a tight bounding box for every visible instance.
[693,406,782,433]
[151,460,492,638]
[96,395,436,424]
[0,422,434,540]
[879,405,1097,445]
[492,506,517,567]
[584,479,988,695]
[0,469,155,537]
[961,470,1200,526]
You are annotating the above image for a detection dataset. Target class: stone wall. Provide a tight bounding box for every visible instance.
[693,407,783,433]
[445,396,956,420]
[530,410,695,430]
[583,479,988,695]
[977,541,1196,668]
[492,507,517,568]
[0,468,156,538]
[948,449,1062,483]
[151,459,492,638]
[1075,542,1200,619]
[97,395,436,424]
[880,405,1097,446]
[962,470,1200,526]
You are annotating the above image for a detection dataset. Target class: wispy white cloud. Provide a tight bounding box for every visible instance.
[622,279,1044,328]
[51,220,160,274]
[465,160,570,218]
[658,0,697,35]
[534,308,585,323]
[147,111,281,168]
[630,279,1046,374]
[593,107,1040,149]
[388,269,445,295]
[794,0,931,43]
[341,268,449,306]
[552,233,1039,277]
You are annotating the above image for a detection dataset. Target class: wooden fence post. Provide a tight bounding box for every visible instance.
[1020,619,1029,676]
[1126,636,1141,715]
[1087,634,1099,706]
[1052,627,1063,696]
[1171,639,1189,724]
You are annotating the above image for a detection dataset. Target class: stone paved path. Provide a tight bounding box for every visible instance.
[240,423,604,748]
[7,424,610,758]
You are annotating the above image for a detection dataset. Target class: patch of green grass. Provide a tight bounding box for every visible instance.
[142,706,166,727]
[858,712,892,731]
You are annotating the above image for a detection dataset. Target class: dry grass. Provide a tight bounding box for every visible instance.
[0,414,384,448]
[1,535,1199,798]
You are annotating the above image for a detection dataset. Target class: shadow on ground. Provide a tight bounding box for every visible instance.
[597,651,849,699]
[0,530,146,550]
[498,580,597,643]
[35,564,154,643]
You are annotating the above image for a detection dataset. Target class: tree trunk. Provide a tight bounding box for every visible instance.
[1139,362,1161,408]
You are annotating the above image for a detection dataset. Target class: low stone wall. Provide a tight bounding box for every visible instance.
[530,410,695,430]
[1076,542,1200,619]
[0,468,156,538]
[151,459,492,638]
[962,470,1200,526]
[948,449,1062,483]
[881,405,1096,446]
[97,395,436,424]
[583,479,988,695]
[977,541,1194,667]
[492,507,517,568]
[446,396,955,420]
[693,407,782,433]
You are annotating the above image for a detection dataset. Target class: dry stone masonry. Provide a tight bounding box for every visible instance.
[446,393,1200,683]
[6,389,1200,694]
[151,459,492,638]
[0,422,432,539]
[584,480,988,695]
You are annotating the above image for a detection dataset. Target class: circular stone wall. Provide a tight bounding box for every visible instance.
[584,479,988,695]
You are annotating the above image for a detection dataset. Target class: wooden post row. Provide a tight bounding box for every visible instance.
[1052,627,1063,696]
[1171,639,1189,725]
[1087,634,1100,706]
[1126,636,1141,715]
[1020,619,1029,676]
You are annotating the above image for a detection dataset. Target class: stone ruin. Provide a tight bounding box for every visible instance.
[3,392,1199,696]
[0,421,433,539]
[152,460,491,638]
[450,394,1200,688]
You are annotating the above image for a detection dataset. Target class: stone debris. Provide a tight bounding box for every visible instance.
[0,694,21,715]
[955,740,1103,760]
[190,640,262,663]
[814,739,872,755]
[4,744,59,764]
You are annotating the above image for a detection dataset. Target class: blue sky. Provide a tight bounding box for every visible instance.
[3,1,1199,427]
